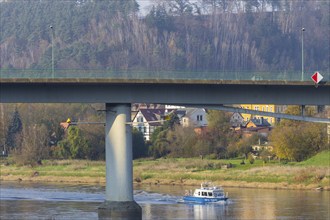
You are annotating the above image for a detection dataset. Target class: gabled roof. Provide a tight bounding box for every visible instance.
[182,108,205,118]
[139,109,175,126]
[231,112,244,119]
[136,108,206,127]
[250,118,271,127]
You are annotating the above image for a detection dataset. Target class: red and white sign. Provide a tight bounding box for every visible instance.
[311,72,323,84]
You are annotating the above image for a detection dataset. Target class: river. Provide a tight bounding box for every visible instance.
[0,182,329,219]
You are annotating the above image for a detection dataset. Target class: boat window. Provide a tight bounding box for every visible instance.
[208,192,213,197]
[198,192,200,196]
[202,192,207,196]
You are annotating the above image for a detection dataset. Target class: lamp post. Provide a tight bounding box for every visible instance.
[50,25,55,78]
[301,27,305,81]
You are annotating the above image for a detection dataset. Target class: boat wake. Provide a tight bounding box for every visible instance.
[134,190,181,204]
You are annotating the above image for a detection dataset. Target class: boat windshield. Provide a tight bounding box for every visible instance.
[214,192,224,197]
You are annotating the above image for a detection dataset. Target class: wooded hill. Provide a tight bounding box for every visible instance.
[1,0,329,75]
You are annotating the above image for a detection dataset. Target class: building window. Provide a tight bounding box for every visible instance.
[197,115,203,121]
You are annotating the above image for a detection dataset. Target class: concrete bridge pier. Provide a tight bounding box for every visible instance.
[98,103,142,220]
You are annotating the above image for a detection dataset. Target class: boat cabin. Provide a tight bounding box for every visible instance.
[193,186,225,198]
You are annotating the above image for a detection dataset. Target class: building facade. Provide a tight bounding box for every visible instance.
[240,104,276,124]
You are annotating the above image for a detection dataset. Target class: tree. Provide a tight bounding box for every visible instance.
[270,106,327,161]
[132,128,148,159]
[149,129,171,158]
[13,124,49,166]
[57,126,89,159]
[229,135,256,159]
[149,113,181,158]
[270,122,326,162]
[145,4,174,31]
[0,104,9,154]
[201,0,232,13]
[206,110,232,151]
[5,108,22,151]
[167,0,194,15]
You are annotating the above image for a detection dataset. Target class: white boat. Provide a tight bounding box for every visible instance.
[183,183,228,204]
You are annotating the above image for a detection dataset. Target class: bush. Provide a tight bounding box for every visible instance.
[248,154,255,164]
[12,124,49,166]
[208,153,218,160]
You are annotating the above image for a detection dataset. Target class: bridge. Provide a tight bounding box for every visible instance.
[1,70,330,219]
[1,69,329,105]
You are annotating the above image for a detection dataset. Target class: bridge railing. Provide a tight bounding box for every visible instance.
[0,69,329,82]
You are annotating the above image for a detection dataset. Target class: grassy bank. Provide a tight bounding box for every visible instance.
[1,151,329,190]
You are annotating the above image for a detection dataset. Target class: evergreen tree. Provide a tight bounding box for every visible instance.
[132,128,147,159]
[5,108,22,151]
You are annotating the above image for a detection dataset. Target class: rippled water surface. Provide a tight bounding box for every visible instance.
[0,182,329,219]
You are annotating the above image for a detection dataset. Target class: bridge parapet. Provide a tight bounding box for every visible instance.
[1,69,329,83]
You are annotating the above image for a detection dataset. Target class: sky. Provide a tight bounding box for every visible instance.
[137,0,154,15]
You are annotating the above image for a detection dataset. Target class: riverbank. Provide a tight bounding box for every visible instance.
[1,153,329,191]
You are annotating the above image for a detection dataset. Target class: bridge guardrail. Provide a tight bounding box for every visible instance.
[0,69,329,82]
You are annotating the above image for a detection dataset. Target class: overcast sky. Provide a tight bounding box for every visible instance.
[137,0,154,15]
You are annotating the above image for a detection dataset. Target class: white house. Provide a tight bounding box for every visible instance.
[132,109,170,141]
[132,107,208,141]
[181,108,208,128]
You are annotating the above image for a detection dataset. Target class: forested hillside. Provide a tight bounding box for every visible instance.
[1,0,329,75]
[0,1,329,164]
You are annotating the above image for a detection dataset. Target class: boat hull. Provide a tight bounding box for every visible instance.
[183,196,228,204]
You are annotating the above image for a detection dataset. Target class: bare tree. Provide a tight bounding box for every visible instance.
[13,124,49,166]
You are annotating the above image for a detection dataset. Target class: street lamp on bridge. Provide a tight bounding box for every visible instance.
[50,25,55,79]
[301,27,305,81]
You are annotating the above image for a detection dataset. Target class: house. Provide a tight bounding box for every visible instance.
[235,117,272,138]
[246,118,271,128]
[132,107,208,141]
[181,108,208,128]
[240,104,276,125]
[132,108,171,141]
[230,112,244,127]
[252,144,273,152]
[238,126,272,139]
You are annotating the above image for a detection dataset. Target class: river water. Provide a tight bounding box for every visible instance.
[0,182,329,219]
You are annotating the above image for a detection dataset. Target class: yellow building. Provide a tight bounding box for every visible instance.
[240,104,276,125]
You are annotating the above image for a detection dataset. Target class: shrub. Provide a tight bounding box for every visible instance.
[248,154,255,164]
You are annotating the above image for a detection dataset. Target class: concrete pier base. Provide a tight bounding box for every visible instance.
[98,201,142,220]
